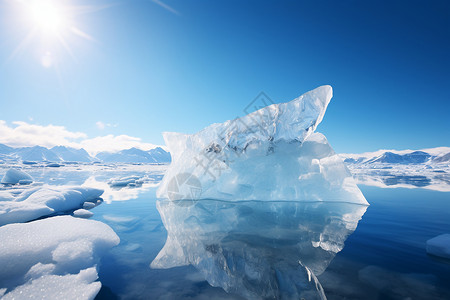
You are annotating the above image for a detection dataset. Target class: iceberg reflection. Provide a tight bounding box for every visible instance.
[151,199,367,299]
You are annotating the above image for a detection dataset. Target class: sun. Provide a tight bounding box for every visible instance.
[28,0,67,34]
[6,0,105,68]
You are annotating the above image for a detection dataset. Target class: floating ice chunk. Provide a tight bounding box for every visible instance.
[83,202,96,209]
[157,86,367,204]
[0,216,119,298]
[426,234,450,259]
[102,214,138,224]
[18,179,33,185]
[0,186,103,225]
[46,163,62,167]
[73,209,94,218]
[152,199,367,299]
[108,175,145,187]
[1,168,33,185]
[82,175,159,203]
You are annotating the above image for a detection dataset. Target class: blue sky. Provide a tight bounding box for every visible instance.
[0,0,449,154]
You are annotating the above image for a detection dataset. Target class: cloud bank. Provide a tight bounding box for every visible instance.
[0,121,161,156]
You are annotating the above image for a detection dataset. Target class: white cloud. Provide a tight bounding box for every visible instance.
[95,121,117,130]
[0,120,86,148]
[96,121,106,130]
[0,120,162,156]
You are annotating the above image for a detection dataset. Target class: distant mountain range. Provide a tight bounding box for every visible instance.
[1,143,448,167]
[340,147,450,166]
[0,144,171,164]
[96,147,171,163]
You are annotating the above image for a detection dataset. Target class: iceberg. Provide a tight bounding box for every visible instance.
[151,199,367,299]
[1,168,33,185]
[0,215,119,299]
[153,86,369,298]
[157,85,368,205]
[0,186,103,226]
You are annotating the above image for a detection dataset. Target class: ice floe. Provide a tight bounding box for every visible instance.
[0,186,103,226]
[0,216,119,299]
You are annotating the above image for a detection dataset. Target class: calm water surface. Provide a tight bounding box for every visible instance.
[23,167,450,299]
[91,181,450,298]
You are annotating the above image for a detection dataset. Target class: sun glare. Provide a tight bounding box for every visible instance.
[28,1,66,33]
[7,0,103,68]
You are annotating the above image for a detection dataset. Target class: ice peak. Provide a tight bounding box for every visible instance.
[164,85,333,162]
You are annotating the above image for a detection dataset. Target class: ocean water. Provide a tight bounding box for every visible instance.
[318,186,450,300]
[15,166,450,299]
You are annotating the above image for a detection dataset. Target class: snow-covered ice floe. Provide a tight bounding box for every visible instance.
[152,199,367,299]
[426,234,450,259]
[108,175,146,187]
[157,85,368,205]
[0,186,103,226]
[0,216,119,299]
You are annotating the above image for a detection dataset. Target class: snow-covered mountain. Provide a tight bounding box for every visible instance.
[340,147,450,166]
[0,144,14,155]
[0,144,171,164]
[50,146,93,162]
[96,147,171,163]
[13,146,61,162]
[340,147,450,192]
[1,145,93,163]
[1,142,446,166]
[148,147,172,162]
